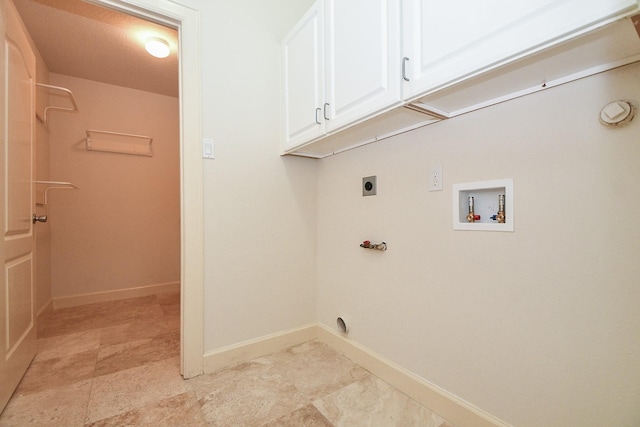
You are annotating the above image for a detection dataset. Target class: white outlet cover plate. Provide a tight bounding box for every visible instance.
[429,166,443,191]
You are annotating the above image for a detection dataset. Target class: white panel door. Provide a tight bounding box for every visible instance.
[0,0,38,412]
[282,1,325,151]
[325,0,402,132]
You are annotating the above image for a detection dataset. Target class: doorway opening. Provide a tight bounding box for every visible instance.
[21,0,203,378]
[91,0,204,378]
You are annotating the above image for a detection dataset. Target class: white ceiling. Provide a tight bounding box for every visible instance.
[13,0,179,97]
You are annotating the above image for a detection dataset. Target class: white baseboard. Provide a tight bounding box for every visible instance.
[203,323,318,374]
[317,325,511,427]
[52,281,180,309]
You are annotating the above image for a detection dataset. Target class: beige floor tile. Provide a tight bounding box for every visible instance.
[188,358,307,427]
[186,357,271,400]
[160,302,179,318]
[85,357,186,424]
[14,349,97,396]
[98,312,170,347]
[94,332,179,377]
[155,291,179,304]
[165,315,180,332]
[38,311,104,339]
[267,341,369,400]
[86,391,205,427]
[261,404,335,427]
[0,379,92,427]
[314,375,451,427]
[36,330,102,361]
[156,291,180,314]
[130,302,167,320]
[37,296,158,339]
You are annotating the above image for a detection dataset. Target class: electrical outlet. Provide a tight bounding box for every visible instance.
[429,166,443,192]
[362,176,377,196]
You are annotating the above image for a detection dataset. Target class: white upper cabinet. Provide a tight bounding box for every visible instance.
[282,0,402,152]
[402,0,640,100]
[325,0,402,132]
[282,3,325,150]
[283,0,640,157]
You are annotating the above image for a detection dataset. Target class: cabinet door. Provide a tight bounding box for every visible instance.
[282,2,325,151]
[403,0,640,100]
[324,0,402,132]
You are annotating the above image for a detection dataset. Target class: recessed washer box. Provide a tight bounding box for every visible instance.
[453,179,514,232]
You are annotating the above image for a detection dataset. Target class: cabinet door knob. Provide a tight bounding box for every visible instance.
[323,103,330,120]
[402,57,410,82]
[315,107,322,124]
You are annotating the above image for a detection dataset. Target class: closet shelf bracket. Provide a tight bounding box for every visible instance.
[86,129,153,156]
[36,83,79,124]
[35,181,78,205]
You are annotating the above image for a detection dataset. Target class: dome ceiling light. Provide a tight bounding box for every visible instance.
[145,37,170,58]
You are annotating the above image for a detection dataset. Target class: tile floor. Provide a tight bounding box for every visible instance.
[0,292,454,426]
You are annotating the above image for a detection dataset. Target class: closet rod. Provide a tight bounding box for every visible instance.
[36,83,79,124]
[86,129,152,140]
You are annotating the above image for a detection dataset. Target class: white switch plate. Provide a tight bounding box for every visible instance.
[429,166,443,191]
[203,138,214,159]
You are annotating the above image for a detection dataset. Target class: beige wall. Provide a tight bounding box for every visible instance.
[198,0,318,350]
[316,62,640,426]
[47,74,180,299]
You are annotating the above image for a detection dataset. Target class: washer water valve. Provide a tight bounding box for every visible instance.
[490,194,506,223]
[360,240,387,251]
[466,196,481,222]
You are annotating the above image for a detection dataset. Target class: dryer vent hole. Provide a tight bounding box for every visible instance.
[337,316,349,333]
